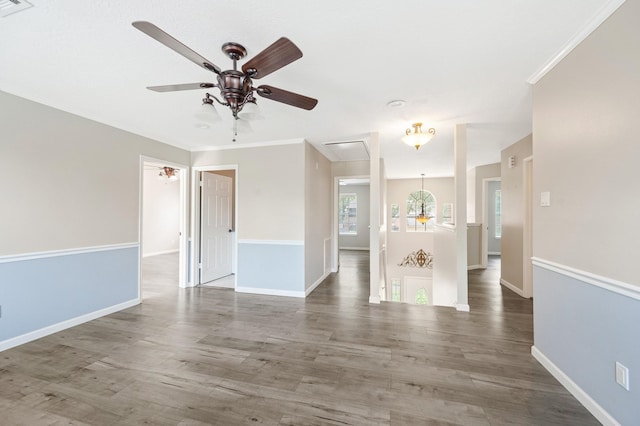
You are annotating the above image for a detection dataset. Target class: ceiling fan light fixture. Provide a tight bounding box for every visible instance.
[131,21,318,136]
[237,98,263,120]
[195,93,221,122]
[402,122,435,150]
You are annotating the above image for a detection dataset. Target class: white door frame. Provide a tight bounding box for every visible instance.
[481,177,501,268]
[191,164,238,288]
[139,156,190,298]
[523,156,534,298]
[332,175,369,273]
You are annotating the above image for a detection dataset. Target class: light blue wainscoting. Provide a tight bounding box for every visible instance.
[237,240,305,297]
[0,245,139,350]
[532,262,639,426]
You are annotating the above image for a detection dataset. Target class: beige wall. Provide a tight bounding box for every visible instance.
[191,142,305,241]
[532,1,640,286]
[500,134,532,290]
[305,142,332,288]
[0,90,190,256]
[331,160,370,178]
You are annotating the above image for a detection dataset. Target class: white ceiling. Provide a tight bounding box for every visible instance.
[0,0,617,178]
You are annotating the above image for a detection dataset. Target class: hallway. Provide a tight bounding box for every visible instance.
[0,252,597,425]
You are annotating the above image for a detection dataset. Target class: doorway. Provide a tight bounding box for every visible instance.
[191,166,238,288]
[523,156,533,298]
[332,176,370,273]
[481,177,502,268]
[140,157,189,299]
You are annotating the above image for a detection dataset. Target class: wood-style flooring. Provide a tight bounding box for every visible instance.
[0,252,598,425]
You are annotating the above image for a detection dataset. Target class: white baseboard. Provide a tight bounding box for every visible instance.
[531,346,620,426]
[306,271,330,296]
[467,264,484,270]
[369,295,381,304]
[0,298,140,352]
[488,251,501,256]
[500,278,525,298]
[235,286,305,298]
[143,249,178,258]
[456,304,470,312]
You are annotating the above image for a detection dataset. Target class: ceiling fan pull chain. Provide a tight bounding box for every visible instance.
[232,118,238,143]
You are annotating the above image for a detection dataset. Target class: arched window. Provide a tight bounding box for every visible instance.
[406,190,436,232]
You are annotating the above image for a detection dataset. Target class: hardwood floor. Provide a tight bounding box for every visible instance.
[0,253,598,425]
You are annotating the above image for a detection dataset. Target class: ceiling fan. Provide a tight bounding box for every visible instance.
[132,21,318,134]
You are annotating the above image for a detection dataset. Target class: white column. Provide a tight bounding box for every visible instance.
[454,124,469,311]
[369,132,381,303]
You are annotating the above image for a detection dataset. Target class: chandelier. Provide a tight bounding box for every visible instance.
[417,173,430,224]
[402,123,436,150]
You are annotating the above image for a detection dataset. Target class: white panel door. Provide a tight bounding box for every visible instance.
[200,172,233,284]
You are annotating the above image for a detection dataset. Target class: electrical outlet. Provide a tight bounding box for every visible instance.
[616,362,630,391]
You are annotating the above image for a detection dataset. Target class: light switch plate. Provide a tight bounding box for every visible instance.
[616,362,630,391]
[540,191,551,207]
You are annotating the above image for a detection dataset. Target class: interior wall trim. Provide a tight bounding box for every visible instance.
[531,346,620,426]
[0,298,140,353]
[235,286,305,298]
[500,277,525,298]
[0,242,139,264]
[526,0,626,84]
[306,270,331,297]
[238,239,304,246]
[532,257,639,301]
[191,137,304,152]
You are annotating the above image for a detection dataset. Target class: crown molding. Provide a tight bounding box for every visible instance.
[527,0,626,84]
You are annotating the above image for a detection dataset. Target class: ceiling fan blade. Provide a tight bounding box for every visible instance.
[257,85,318,110]
[242,38,302,79]
[132,21,221,74]
[147,83,215,92]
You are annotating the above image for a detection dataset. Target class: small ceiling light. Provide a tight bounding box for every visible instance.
[386,99,406,108]
[159,166,178,181]
[402,122,436,150]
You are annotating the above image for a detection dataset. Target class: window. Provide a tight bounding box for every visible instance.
[406,190,436,232]
[390,204,400,232]
[415,288,428,305]
[391,279,401,302]
[495,189,502,238]
[339,193,357,235]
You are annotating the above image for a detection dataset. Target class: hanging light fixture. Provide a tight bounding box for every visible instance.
[159,166,178,181]
[402,122,436,150]
[417,173,429,224]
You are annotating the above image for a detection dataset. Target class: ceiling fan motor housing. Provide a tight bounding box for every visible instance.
[217,71,254,115]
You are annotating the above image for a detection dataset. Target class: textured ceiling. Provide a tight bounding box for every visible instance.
[0,0,618,178]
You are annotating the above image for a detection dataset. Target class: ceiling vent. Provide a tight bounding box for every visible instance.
[323,140,370,162]
[0,0,33,17]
